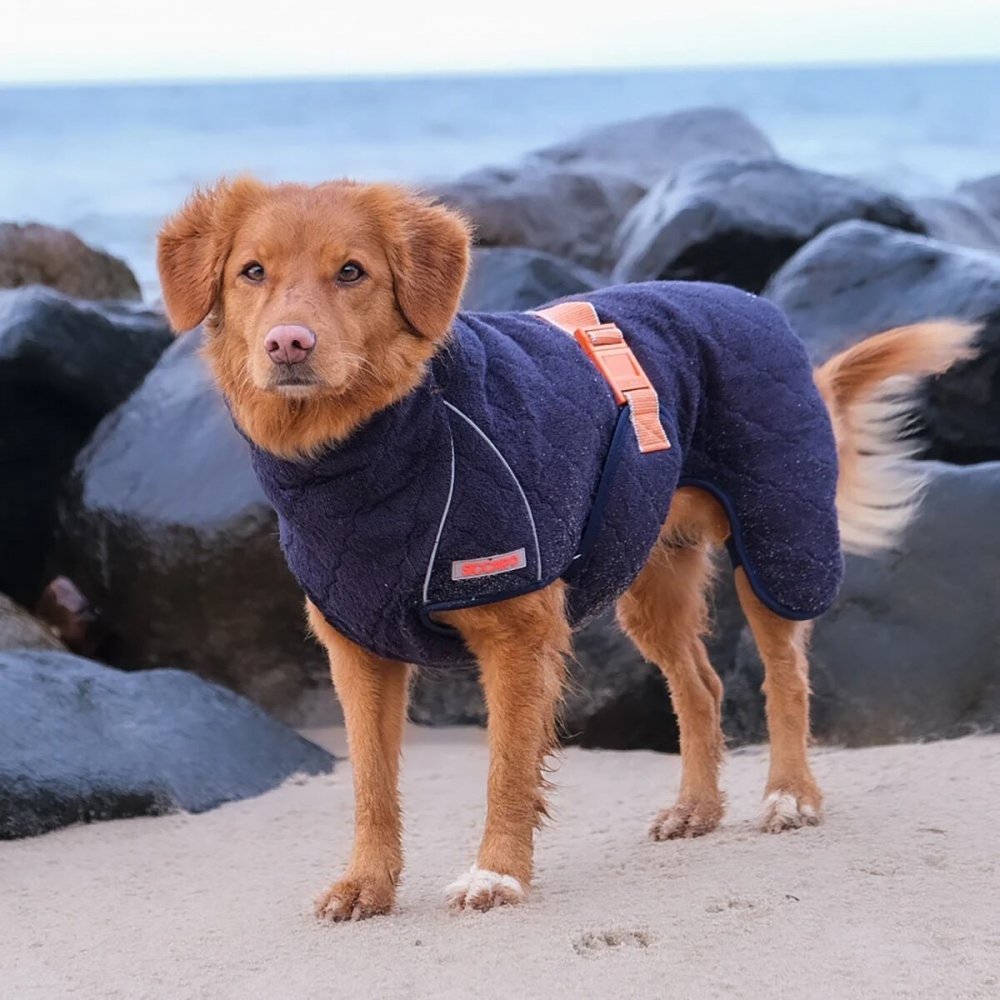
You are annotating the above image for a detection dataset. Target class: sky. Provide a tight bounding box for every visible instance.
[3,0,998,85]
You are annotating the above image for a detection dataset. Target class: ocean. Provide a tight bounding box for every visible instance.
[1,61,999,300]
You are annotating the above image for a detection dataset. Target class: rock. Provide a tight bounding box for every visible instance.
[434,165,645,273]
[765,221,1000,464]
[0,650,334,839]
[462,247,604,313]
[0,288,172,604]
[612,159,925,292]
[563,613,677,752]
[0,595,65,653]
[409,668,484,729]
[912,195,1000,251]
[411,612,679,752]
[34,577,102,655]
[958,174,1000,221]
[53,330,331,718]
[435,109,777,274]
[723,462,1000,745]
[531,107,777,187]
[0,222,140,301]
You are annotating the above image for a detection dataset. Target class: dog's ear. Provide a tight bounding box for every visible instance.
[386,194,471,340]
[156,178,263,333]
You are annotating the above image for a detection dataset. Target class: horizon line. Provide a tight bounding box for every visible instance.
[2,52,998,91]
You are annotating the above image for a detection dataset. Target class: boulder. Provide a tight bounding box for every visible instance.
[912,195,1000,251]
[0,222,140,301]
[53,330,332,719]
[411,557,748,753]
[462,247,604,313]
[0,595,65,653]
[958,174,1000,221]
[612,159,924,292]
[33,576,102,655]
[434,165,645,273]
[411,612,679,752]
[434,109,777,274]
[0,650,334,839]
[531,107,777,187]
[765,221,1000,464]
[723,462,1000,745]
[0,288,171,604]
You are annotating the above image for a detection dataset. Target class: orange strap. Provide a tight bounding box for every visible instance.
[533,302,671,454]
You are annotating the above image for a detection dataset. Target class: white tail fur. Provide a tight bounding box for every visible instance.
[814,321,979,556]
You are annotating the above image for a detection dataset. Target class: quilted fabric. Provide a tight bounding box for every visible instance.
[243,281,842,668]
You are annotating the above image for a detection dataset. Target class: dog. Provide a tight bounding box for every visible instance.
[157,177,976,920]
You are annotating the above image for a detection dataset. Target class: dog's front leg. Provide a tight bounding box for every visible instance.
[307,601,409,922]
[440,582,569,912]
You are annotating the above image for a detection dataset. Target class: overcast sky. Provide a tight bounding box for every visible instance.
[4,0,998,85]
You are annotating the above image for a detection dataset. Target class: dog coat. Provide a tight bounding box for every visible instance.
[242,281,842,668]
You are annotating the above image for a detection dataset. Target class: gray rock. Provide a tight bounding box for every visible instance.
[563,612,677,751]
[958,174,1000,221]
[435,165,645,273]
[612,159,924,292]
[409,668,484,729]
[434,109,777,274]
[765,221,1000,464]
[462,247,605,313]
[0,222,140,301]
[0,595,65,653]
[724,463,1000,745]
[0,650,334,839]
[411,613,679,752]
[912,195,1000,251]
[531,107,777,187]
[0,288,171,604]
[54,331,330,718]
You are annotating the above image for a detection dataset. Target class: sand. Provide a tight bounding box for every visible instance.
[3,727,999,1000]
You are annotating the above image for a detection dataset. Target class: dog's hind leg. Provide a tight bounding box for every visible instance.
[733,573,823,832]
[617,519,726,840]
[439,581,569,911]
[307,600,410,922]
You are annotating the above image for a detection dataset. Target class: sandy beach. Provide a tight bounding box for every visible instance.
[3,727,999,1000]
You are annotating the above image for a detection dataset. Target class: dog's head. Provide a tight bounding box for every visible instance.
[157,178,471,456]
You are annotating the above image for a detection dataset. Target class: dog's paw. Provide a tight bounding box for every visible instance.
[445,867,526,912]
[649,798,724,840]
[758,790,822,833]
[314,875,394,923]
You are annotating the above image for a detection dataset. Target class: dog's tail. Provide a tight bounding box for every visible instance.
[813,321,979,556]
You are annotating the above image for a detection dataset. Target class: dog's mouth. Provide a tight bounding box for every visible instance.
[261,358,359,400]
[267,371,322,398]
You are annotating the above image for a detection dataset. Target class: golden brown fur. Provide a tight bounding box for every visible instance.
[157,178,977,920]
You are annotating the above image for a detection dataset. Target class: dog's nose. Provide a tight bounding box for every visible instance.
[265,324,316,365]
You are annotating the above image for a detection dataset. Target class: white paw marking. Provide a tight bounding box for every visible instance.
[759,791,820,833]
[445,867,526,910]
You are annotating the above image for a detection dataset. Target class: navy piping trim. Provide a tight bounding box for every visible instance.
[420,576,558,636]
[563,405,633,583]
[677,476,823,622]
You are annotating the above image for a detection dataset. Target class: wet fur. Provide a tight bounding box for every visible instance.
[157,179,978,919]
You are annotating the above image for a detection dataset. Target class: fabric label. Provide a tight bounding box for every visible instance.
[451,547,527,581]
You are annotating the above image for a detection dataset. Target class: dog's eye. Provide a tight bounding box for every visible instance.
[337,261,365,284]
[241,262,266,282]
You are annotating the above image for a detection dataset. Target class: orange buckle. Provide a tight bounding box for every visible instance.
[573,323,671,454]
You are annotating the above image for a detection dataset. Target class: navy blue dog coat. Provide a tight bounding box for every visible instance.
[242,281,842,668]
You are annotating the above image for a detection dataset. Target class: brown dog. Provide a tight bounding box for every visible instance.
[157,178,975,920]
